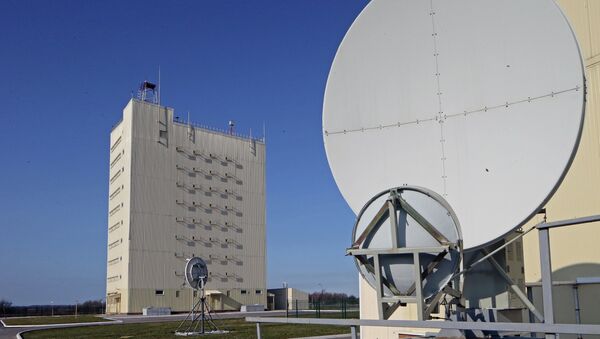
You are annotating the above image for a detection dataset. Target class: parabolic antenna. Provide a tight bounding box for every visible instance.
[323,0,585,250]
[185,257,208,290]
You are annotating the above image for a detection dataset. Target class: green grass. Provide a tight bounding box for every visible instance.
[22,318,351,339]
[279,310,360,319]
[3,315,111,326]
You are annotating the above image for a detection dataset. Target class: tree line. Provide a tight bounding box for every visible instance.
[0,299,105,317]
[308,292,358,304]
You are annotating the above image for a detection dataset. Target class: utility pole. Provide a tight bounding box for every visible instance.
[75,300,78,317]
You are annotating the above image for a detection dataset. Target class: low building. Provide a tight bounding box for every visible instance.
[267,288,309,310]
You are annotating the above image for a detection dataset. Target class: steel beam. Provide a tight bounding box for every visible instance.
[537,215,600,230]
[388,199,399,248]
[245,317,600,335]
[483,250,545,322]
[347,246,448,256]
[374,254,384,319]
[413,252,424,321]
[397,195,450,245]
[381,296,417,303]
[539,228,554,325]
[350,325,358,339]
[353,202,389,246]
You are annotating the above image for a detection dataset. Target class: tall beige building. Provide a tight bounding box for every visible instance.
[105,98,266,314]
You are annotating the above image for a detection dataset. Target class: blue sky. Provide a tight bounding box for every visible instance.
[0,0,369,305]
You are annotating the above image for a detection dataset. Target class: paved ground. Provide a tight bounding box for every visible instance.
[0,310,290,339]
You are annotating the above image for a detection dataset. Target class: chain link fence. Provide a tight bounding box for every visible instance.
[0,302,105,318]
[284,300,359,319]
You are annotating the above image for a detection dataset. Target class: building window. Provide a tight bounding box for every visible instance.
[176,291,180,298]
[256,290,262,294]
[193,290,197,297]
[241,289,247,295]
[155,290,164,296]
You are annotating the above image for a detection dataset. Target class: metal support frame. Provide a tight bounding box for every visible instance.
[539,227,555,339]
[481,249,545,322]
[445,215,600,328]
[247,214,600,337]
[247,316,600,336]
[573,285,582,339]
[175,279,226,336]
[347,188,461,321]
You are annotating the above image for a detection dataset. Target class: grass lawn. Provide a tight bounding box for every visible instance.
[22,318,352,339]
[279,310,360,319]
[3,315,111,326]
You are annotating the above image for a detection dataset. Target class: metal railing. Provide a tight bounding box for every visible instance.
[247,316,600,339]
[248,214,600,339]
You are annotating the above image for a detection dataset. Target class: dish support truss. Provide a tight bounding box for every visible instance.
[346,188,462,321]
[250,214,600,339]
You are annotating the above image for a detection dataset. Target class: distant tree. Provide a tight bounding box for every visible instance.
[0,299,12,316]
[78,299,105,314]
[308,292,358,304]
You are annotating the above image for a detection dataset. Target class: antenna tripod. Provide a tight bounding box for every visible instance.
[175,279,226,336]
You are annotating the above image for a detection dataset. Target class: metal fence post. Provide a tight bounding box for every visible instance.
[539,227,555,339]
[256,323,262,339]
[527,285,537,338]
[350,325,358,339]
[573,285,582,339]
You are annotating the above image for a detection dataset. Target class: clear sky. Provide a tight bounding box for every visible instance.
[0,0,369,305]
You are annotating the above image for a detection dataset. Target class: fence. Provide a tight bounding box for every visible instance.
[1,303,105,318]
[284,300,359,319]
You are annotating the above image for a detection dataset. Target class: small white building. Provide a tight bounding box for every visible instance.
[267,288,309,310]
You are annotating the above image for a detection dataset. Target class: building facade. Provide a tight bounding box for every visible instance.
[522,2,600,338]
[106,98,266,314]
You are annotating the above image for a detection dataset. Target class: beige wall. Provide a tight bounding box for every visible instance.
[521,1,600,336]
[106,99,267,313]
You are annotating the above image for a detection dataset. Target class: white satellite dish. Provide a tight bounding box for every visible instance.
[323,0,585,250]
[177,257,226,336]
[185,257,208,290]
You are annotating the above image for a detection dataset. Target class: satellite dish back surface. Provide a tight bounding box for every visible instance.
[323,0,585,250]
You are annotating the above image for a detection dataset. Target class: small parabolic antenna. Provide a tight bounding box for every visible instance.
[185,257,209,290]
[323,0,585,318]
[176,257,226,336]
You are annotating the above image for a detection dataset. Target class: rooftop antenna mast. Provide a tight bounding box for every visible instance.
[158,66,161,105]
[137,80,158,104]
[228,120,235,135]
